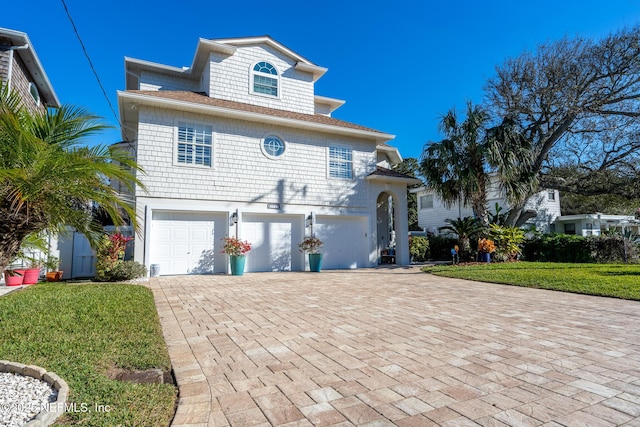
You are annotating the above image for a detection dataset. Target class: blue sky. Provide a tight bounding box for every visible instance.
[4,0,640,159]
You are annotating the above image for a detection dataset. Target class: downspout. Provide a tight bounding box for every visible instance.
[6,43,29,89]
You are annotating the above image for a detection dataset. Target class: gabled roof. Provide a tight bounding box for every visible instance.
[0,27,60,107]
[125,35,327,86]
[118,90,395,143]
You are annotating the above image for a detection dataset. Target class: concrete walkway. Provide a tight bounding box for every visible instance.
[150,267,640,426]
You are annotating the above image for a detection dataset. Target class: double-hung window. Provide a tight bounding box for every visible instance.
[252,61,279,97]
[419,194,434,209]
[176,121,213,167]
[329,146,353,179]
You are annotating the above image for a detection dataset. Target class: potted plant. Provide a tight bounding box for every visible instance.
[477,238,496,263]
[299,236,324,272]
[21,258,42,285]
[222,237,251,276]
[3,268,24,286]
[44,256,63,282]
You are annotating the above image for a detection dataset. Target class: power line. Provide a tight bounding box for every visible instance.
[60,0,121,126]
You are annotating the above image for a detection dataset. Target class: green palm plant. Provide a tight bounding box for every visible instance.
[421,102,492,226]
[439,216,486,260]
[0,82,144,270]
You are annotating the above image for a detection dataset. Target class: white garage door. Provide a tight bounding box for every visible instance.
[242,213,304,272]
[315,215,369,269]
[150,211,227,275]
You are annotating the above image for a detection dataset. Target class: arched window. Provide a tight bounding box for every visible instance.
[252,61,279,97]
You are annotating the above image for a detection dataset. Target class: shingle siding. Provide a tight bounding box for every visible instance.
[0,36,45,114]
[139,70,199,92]
[208,45,315,114]
[135,106,375,208]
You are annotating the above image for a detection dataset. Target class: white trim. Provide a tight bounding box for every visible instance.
[214,36,316,65]
[172,118,214,169]
[196,38,237,55]
[376,144,402,166]
[259,133,287,160]
[314,95,345,115]
[125,57,192,76]
[419,194,434,210]
[327,144,354,181]
[118,91,395,143]
[0,27,60,107]
[249,60,281,99]
[295,62,327,81]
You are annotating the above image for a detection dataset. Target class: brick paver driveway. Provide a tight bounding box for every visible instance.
[150,267,640,426]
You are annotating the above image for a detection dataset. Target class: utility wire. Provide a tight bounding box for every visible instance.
[60,0,121,126]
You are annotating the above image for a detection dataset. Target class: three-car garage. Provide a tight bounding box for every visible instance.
[147,210,371,275]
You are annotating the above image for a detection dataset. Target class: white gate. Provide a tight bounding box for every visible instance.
[71,232,96,278]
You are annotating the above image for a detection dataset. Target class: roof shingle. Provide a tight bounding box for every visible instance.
[127,90,389,136]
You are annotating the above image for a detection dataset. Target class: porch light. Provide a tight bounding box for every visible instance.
[230,211,238,226]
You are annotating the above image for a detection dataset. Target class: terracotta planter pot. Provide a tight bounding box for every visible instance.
[46,271,64,282]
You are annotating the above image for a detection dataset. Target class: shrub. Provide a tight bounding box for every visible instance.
[96,260,147,282]
[428,236,458,261]
[589,235,639,263]
[95,233,138,281]
[489,224,525,262]
[409,236,429,262]
[522,234,592,263]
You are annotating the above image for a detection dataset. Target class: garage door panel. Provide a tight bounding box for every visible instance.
[242,214,303,272]
[173,228,190,240]
[150,211,227,275]
[315,216,368,270]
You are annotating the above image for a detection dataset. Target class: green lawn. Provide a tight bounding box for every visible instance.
[0,283,176,426]
[423,262,640,300]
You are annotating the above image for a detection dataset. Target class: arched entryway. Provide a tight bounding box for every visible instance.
[377,191,397,264]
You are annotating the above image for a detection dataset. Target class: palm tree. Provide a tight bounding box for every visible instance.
[485,116,539,226]
[0,82,143,270]
[440,216,485,260]
[420,102,491,225]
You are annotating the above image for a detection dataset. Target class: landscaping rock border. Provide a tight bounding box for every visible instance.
[0,361,68,427]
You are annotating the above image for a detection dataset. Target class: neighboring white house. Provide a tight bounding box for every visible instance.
[117,36,419,275]
[411,177,561,233]
[553,214,640,237]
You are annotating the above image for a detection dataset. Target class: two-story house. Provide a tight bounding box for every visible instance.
[118,36,418,274]
[0,27,59,113]
[411,176,561,233]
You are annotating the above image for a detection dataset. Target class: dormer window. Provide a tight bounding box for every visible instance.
[251,61,279,97]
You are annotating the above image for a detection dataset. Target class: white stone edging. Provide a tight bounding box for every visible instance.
[0,360,68,427]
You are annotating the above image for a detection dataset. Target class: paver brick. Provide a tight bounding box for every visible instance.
[150,268,640,426]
